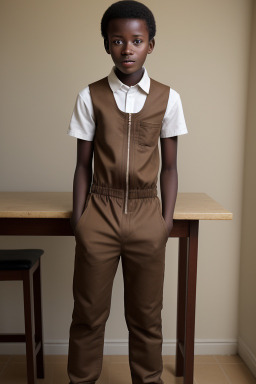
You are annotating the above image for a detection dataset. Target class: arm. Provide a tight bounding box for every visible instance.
[160,136,178,234]
[70,138,94,234]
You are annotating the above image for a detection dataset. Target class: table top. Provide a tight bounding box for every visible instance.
[0,192,232,220]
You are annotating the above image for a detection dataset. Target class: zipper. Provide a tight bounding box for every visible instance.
[124,113,132,214]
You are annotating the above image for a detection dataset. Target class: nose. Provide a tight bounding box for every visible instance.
[121,41,133,55]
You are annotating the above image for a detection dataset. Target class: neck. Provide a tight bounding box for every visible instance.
[114,67,144,87]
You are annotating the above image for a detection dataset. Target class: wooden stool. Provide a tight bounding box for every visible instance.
[0,249,44,384]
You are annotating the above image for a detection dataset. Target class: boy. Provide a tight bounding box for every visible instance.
[67,1,188,383]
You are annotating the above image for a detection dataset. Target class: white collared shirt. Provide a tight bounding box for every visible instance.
[67,66,188,141]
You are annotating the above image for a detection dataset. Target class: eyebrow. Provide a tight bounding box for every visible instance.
[110,34,144,38]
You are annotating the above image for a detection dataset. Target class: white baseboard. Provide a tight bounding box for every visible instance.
[238,337,256,378]
[0,338,237,355]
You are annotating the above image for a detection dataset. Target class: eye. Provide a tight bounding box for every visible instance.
[134,39,142,45]
[113,39,123,45]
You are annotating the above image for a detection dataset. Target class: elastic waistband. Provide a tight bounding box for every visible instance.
[90,184,157,199]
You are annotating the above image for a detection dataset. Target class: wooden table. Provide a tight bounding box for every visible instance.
[0,192,232,384]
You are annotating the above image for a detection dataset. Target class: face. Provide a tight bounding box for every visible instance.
[106,18,155,78]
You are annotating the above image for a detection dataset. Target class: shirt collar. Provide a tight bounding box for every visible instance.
[108,66,150,94]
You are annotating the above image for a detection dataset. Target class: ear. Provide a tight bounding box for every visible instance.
[148,37,155,54]
[104,38,110,54]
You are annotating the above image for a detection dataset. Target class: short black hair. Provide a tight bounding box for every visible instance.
[101,1,156,45]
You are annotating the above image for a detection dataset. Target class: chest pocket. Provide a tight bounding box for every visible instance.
[138,121,161,147]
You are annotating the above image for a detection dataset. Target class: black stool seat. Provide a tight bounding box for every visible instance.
[0,249,44,270]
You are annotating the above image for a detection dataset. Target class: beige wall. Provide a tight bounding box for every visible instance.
[0,0,253,356]
[238,0,256,375]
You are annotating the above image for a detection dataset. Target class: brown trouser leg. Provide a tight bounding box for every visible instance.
[68,192,168,384]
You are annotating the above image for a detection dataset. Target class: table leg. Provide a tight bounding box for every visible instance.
[33,260,44,378]
[176,236,188,376]
[175,220,199,384]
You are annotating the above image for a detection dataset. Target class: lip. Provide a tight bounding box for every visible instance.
[121,60,135,66]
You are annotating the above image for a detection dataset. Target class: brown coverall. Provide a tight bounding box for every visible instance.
[68,77,170,384]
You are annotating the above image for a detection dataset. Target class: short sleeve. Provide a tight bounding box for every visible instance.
[67,87,95,141]
[160,89,188,138]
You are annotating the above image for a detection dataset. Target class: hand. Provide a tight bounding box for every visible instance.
[70,215,79,235]
[165,218,173,237]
